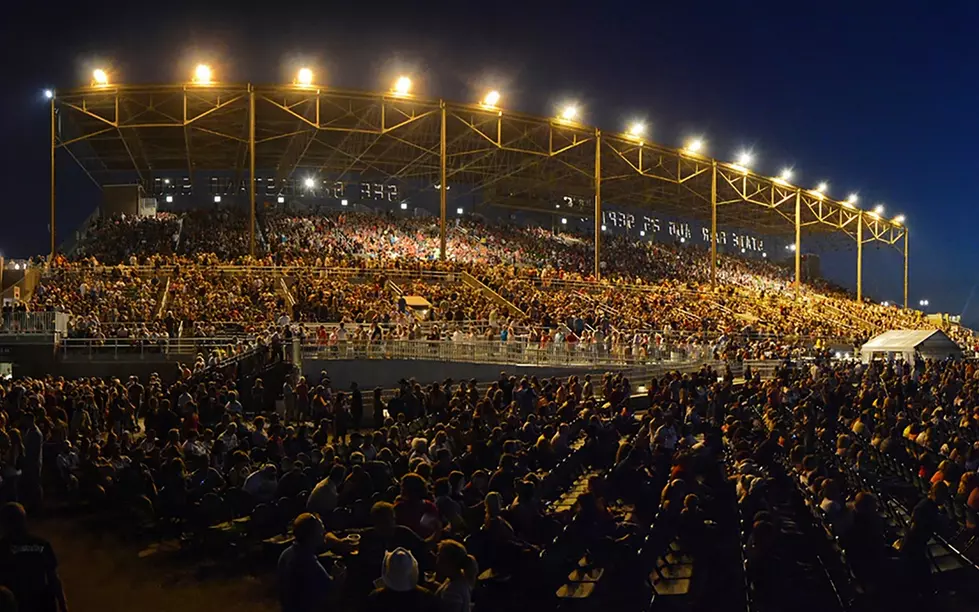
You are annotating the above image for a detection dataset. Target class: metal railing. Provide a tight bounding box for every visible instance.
[60,336,251,359]
[300,337,713,368]
[1,311,68,335]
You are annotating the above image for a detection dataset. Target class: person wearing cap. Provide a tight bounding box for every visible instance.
[278,513,343,612]
[0,502,69,612]
[365,547,437,612]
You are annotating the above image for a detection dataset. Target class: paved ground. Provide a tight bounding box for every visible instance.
[34,512,278,612]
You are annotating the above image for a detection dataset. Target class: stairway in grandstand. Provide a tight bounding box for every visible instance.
[459,271,526,318]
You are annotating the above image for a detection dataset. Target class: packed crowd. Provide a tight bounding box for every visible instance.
[19,209,974,358]
[0,362,746,612]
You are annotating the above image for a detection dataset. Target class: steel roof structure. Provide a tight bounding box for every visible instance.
[50,82,910,305]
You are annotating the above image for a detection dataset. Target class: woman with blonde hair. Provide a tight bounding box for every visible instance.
[435,539,478,612]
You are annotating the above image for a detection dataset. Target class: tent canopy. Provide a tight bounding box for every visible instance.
[859,329,963,363]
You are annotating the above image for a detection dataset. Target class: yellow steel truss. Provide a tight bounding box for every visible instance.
[50,83,910,305]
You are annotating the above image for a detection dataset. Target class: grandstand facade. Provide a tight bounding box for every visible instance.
[51,83,908,304]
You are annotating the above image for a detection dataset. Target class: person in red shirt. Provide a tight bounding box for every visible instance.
[394,474,441,538]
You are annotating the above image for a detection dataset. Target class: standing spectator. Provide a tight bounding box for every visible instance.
[20,412,44,511]
[278,513,343,612]
[0,502,69,612]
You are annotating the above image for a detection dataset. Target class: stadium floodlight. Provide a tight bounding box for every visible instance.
[92,68,109,86]
[873,204,885,215]
[393,76,412,96]
[639,230,646,237]
[213,195,222,203]
[628,122,645,138]
[679,237,686,243]
[685,138,704,154]
[456,207,464,215]
[560,105,578,122]
[482,90,501,108]
[304,177,316,190]
[165,195,173,203]
[163,178,171,184]
[736,151,753,168]
[400,202,408,210]
[561,218,568,225]
[601,224,607,231]
[277,196,285,204]
[893,213,905,225]
[919,299,929,307]
[341,199,349,206]
[815,182,828,193]
[762,252,767,258]
[43,89,53,99]
[882,301,890,307]
[847,193,859,205]
[296,67,314,86]
[194,64,212,84]
[778,167,793,182]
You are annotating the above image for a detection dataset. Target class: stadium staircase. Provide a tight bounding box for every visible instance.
[459,271,526,318]
[154,276,171,319]
[277,277,295,317]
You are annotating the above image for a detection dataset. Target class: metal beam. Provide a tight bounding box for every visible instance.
[795,189,801,285]
[50,97,56,259]
[904,228,909,309]
[249,87,256,258]
[594,129,602,279]
[856,213,863,302]
[710,160,717,286]
[440,100,447,260]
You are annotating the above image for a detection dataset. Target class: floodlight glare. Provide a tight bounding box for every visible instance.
[560,105,577,121]
[304,177,316,189]
[779,168,793,181]
[686,138,704,153]
[874,204,885,215]
[628,122,645,138]
[43,89,53,99]
[736,151,753,167]
[483,90,501,107]
[393,76,412,95]
[194,64,212,84]
[92,69,109,86]
[297,67,313,86]
[816,182,828,193]
[847,193,858,204]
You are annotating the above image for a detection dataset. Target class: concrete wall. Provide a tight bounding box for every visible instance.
[301,358,616,390]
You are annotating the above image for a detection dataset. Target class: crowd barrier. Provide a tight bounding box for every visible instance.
[0,311,68,335]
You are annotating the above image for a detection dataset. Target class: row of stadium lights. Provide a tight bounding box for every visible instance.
[45,65,905,227]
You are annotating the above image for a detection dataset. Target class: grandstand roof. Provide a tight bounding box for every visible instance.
[53,83,906,245]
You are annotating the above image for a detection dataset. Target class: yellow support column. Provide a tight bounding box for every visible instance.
[903,228,909,309]
[794,189,802,285]
[594,129,602,279]
[50,96,56,260]
[249,87,256,258]
[856,213,863,302]
[710,161,717,286]
[439,100,447,261]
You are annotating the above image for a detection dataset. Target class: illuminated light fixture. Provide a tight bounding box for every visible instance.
[163,178,171,185]
[561,218,568,225]
[601,224,607,231]
[787,243,797,251]
[893,214,905,225]
[741,248,746,253]
[393,75,412,96]
[341,199,349,206]
[43,89,53,99]
[560,105,578,121]
[628,122,645,138]
[456,207,464,215]
[482,90,501,107]
[882,301,890,307]
[815,182,828,193]
[277,196,285,204]
[165,195,173,203]
[213,195,222,203]
[304,177,316,190]
[194,64,212,84]
[296,67,313,86]
[400,202,408,210]
[92,68,109,86]
[762,252,767,258]
[873,204,885,215]
[680,237,686,243]
[778,167,793,182]
[639,230,646,237]
[685,138,704,154]
[847,193,859,205]
[736,151,753,168]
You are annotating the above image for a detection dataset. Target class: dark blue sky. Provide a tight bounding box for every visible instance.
[3,1,978,321]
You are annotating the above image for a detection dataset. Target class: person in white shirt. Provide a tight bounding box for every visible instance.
[218,423,239,452]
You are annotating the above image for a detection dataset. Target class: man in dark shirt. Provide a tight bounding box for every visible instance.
[0,503,69,612]
[277,513,343,612]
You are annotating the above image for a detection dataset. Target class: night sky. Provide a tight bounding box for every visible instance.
[3,1,978,323]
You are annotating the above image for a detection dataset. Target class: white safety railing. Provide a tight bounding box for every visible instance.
[1,311,69,335]
[300,338,714,368]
